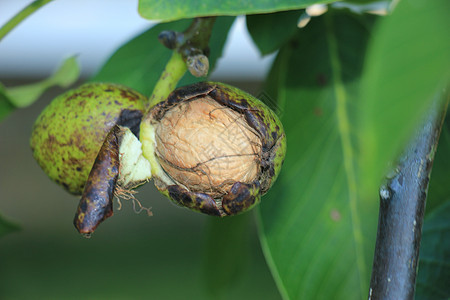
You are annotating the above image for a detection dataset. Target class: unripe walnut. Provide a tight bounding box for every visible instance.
[30,83,146,194]
[30,81,286,236]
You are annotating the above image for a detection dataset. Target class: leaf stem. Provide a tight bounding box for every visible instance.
[0,0,54,42]
[146,16,217,109]
[369,92,449,299]
[147,51,187,109]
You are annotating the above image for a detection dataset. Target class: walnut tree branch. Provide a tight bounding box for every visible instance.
[369,92,449,299]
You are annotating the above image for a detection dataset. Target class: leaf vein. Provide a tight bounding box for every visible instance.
[325,13,367,297]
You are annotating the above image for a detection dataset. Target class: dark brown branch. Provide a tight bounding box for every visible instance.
[369,93,448,299]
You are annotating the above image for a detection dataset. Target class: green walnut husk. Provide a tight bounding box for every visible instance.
[30,81,286,235]
[30,83,146,195]
[140,82,286,216]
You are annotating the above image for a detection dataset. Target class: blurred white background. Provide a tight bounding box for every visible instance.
[0,0,275,80]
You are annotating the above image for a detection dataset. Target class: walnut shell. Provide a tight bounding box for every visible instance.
[142,82,286,216]
[155,95,262,198]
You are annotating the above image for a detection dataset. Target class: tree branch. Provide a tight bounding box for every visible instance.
[369,92,449,299]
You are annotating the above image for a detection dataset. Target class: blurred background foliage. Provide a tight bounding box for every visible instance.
[1,0,449,299]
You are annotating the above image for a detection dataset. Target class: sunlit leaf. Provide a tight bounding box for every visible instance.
[258,10,379,300]
[92,17,235,96]
[138,0,334,22]
[416,200,450,299]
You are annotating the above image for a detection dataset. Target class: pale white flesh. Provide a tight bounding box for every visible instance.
[117,127,152,189]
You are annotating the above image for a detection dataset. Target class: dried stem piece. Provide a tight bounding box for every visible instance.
[158,17,216,78]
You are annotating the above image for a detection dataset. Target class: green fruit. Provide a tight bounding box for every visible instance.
[30,83,147,195]
[141,82,286,216]
[31,81,286,235]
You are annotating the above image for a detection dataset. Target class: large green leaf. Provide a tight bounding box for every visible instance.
[91,17,235,96]
[416,201,450,299]
[246,10,304,56]
[0,56,80,122]
[258,11,379,300]
[138,0,333,22]
[203,213,252,298]
[358,0,450,198]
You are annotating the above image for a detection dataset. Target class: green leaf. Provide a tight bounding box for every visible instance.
[0,56,79,122]
[0,214,20,238]
[91,17,235,96]
[246,10,304,56]
[4,56,80,108]
[427,111,450,214]
[358,0,450,198]
[0,87,15,121]
[203,213,252,298]
[258,10,379,300]
[138,0,333,22]
[416,200,450,299]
